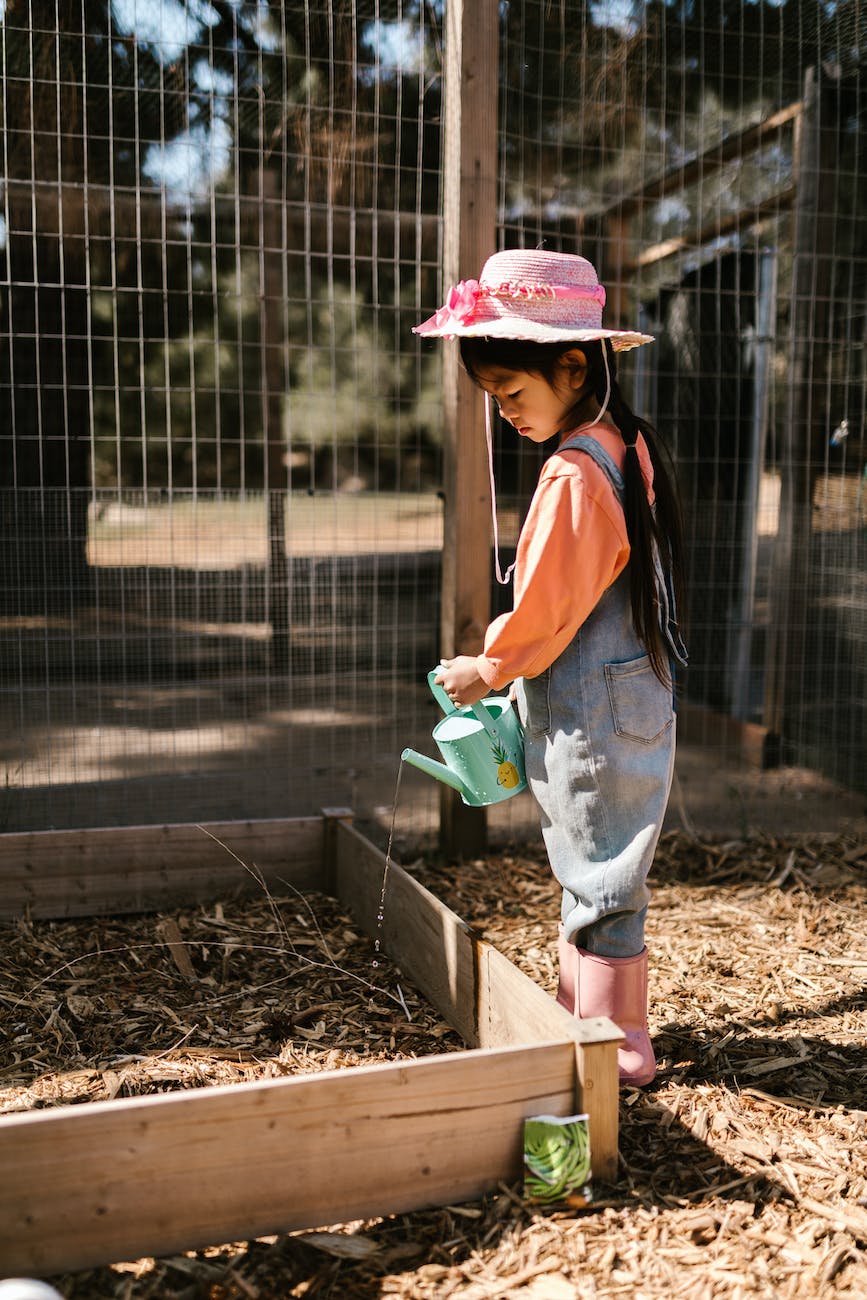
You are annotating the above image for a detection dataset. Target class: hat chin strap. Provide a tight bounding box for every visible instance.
[580,342,612,429]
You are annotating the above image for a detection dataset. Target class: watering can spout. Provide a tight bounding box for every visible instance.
[400,669,526,807]
[401,747,473,800]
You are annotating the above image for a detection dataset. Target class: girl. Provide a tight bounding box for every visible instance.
[415,249,687,1087]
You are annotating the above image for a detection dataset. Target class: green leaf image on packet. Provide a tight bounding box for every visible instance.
[523,1113,592,1206]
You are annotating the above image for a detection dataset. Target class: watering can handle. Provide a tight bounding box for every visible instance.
[428,668,508,741]
[428,669,457,715]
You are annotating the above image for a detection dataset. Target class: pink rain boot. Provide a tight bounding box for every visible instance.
[576,947,656,1087]
[556,925,581,1013]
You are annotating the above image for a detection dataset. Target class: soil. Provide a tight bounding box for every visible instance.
[1,830,866,1299]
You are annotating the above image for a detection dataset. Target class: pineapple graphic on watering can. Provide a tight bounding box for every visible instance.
[402,670,527,806]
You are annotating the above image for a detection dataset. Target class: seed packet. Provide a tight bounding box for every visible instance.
[523,1113,592,1207]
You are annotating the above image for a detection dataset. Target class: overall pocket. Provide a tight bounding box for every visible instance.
[605,655,673,744]
[520,668,552,738]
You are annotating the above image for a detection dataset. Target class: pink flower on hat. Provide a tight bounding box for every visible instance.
[430,278,480,331]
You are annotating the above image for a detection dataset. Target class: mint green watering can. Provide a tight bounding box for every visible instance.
[401,670,527,807]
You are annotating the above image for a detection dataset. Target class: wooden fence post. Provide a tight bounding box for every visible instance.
[260,164,290,674]
[439,0,499,856]
[763,67,838,761]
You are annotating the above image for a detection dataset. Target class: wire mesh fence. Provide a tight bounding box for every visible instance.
[1,1,864,838]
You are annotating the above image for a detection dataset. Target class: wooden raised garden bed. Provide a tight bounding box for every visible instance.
[0,812,622,1277]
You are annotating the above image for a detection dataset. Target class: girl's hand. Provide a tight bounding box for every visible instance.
[434,656,489,708]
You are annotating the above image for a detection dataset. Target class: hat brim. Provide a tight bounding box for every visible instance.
[412,317,654,351]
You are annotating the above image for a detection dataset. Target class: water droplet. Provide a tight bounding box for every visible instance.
[371,959,379,968]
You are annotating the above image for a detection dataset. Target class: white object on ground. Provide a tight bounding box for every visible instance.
[0,1283,65,1300]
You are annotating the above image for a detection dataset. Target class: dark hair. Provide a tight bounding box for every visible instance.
[460,335,687,684]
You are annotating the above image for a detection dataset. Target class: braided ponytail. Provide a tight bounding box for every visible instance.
[590,341,687,685]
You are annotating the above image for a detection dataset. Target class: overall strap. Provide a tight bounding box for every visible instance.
[556,432,625,500]
[557,431,688,671]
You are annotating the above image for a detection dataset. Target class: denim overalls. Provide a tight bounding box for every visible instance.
[514,432,687,960]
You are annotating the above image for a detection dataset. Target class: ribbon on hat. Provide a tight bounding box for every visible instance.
[424,277,606,333]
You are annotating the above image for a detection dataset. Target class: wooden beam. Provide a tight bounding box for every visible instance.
[0,1041,579,1277]
[0,817,326,921]
[320,805,355,896]
[438,0,499,856]
[334,820,478,1044]
[333,821,623,1180]
[628,186,796,271]
[611,101,802,218]
[1,180,440,254]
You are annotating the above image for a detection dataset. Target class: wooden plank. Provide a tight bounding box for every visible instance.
[0,1041,578,1277]
[0,817,326,920]
[479,942,618,1051]
[320,805,355,896]
[575,1037,621,1178]
[334,822,622,1180]
[334,820,480,1044]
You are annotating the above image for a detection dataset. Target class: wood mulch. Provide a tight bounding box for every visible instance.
[1,829,865,1299]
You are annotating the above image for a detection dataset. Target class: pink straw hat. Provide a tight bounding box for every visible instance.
[413,248,653,351]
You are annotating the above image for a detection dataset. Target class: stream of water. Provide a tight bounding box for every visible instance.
[371,756,404,969]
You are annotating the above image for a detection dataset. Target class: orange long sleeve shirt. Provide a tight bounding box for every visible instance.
[475,422,654,692]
